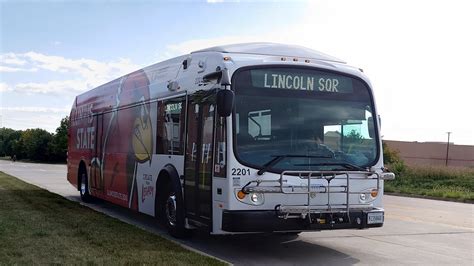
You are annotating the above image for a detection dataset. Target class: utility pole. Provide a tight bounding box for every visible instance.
[445,132,451,166]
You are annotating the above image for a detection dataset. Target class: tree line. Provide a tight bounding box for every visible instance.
[0,117,69,163]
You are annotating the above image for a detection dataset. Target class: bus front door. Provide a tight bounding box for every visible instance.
[91,114,103,193]
[184,97,215,225]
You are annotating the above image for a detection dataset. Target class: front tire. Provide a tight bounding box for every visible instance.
[162,181,189,238]
[79,170,93,203]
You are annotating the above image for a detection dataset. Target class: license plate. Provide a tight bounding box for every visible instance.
[367,212,384,224]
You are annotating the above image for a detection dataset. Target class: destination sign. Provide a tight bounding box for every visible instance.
[165,102,182,114]
[250,69,353,93]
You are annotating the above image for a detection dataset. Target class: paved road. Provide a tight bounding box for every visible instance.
[1,160,473,265]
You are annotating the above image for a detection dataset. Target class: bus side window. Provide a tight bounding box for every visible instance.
[157,97,186,155]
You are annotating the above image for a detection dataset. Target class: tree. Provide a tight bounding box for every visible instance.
[11,137,26,160]
[0,128,22,157]
[20,129,53,161]
[0,116,69,162]
[345,130,364,144]
[49,116,69,162]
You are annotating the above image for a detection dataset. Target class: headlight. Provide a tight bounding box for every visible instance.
[249,193,264,205]
[235,190,264,205]
[359,188,378,203]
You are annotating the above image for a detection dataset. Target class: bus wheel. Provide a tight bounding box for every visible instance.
[79,169,92,203]
[163,181,189,238]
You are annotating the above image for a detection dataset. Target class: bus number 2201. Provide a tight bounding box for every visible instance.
[231,168,251,176]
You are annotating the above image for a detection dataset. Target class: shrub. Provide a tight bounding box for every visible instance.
[382,141,407,176]
[385,165,474,202]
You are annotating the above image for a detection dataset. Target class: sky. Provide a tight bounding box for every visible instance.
[0,0,473,145]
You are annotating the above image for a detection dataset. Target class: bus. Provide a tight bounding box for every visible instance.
[67,43,395,237]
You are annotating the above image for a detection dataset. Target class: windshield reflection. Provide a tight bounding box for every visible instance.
[234,68,378,172]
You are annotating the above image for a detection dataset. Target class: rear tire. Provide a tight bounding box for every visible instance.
[79,169,93,203]
[161,180,189,238]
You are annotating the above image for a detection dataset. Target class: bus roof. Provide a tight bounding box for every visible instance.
[72,43,363,113]
[192,42,345,63]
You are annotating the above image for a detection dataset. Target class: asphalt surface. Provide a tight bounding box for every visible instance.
[1,160,473,265]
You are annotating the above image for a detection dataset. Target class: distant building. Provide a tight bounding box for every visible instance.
[384,140,474,168]
[324,131,341,151]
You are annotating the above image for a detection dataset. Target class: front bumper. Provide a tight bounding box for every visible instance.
[222,208,384,232]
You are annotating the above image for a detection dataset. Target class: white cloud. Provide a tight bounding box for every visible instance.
[0,106,69,113]
[0,82,11,92]
[0,53,27,65]
[1,52,140,95]
[12,80,86,95]
[0,65,38,72]
[0,52,141,131]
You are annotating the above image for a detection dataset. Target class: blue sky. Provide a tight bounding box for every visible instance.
[1,1,303,62]
[1,0,473,145]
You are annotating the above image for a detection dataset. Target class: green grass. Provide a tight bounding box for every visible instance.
[0,171,225,265]
[384,165,474,202]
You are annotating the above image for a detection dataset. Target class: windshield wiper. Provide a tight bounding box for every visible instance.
[293,162,366,171]
[336,162,367,171]
[257,154,333,175]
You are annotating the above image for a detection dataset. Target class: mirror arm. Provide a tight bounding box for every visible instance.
[220,69,231,86]
[203,68,231,86]
[203,71,222,83]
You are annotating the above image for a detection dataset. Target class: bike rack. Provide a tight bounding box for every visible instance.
[242,170,380,223]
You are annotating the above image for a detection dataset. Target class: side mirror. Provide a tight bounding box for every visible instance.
[216,89,234,117]
[368,117,374,139]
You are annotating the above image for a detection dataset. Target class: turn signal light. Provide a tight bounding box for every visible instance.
[370,189,378,198]
[237,190,246,199]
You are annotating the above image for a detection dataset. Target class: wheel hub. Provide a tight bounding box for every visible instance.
[166,194,177,227]
[80,174,86,195]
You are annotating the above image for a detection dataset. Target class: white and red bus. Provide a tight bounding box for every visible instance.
[67,43,394,237]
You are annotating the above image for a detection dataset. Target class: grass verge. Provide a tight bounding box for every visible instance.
[0,171,224,265]
[384,165,474,203]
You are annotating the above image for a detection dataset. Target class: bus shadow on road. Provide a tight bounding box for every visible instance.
[80,199,358,265]
[188,231,359,265]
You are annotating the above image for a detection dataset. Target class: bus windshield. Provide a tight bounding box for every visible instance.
[233,67,379,172]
